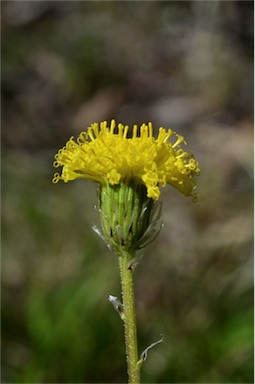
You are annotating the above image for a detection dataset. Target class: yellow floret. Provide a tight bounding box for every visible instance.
[53,120,200,200]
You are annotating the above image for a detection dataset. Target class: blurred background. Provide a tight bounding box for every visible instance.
[1,1,253,383]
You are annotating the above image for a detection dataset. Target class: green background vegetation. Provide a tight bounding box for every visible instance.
[2,1,253,383]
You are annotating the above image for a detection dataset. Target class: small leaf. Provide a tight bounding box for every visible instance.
[137,334,164,367]
[108,295,125,320]
[127,253,143,271]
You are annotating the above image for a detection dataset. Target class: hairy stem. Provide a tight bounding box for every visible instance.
[119,252,140,384]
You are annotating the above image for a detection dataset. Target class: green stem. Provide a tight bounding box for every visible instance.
[119,252,140,384]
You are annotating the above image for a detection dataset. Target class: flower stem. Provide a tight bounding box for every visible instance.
[119,252,140,384]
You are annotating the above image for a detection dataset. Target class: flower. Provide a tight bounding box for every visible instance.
[53,120,200,253]
[53,120,200,201]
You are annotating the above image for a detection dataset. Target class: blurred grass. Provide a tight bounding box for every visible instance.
[1,1,254,383]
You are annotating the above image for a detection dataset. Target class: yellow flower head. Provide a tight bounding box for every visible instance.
[53,120,200,200]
